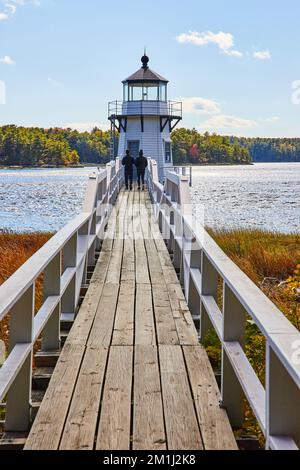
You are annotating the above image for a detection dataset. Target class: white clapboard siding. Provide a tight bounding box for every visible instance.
[117,116,172,181]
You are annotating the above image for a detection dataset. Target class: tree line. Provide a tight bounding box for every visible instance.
[0,125,111,167]
[171,129,300,164]
[171,128,251,164]
[1,125,299,167]
[229,137,300,162]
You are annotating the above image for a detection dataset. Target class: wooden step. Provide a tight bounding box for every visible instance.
[30,402,41,423]
[34,350,60,368]
[32,367,54,391]
[60,313,74,332]
[0,432,28,451]
[60,330,69,347]
[80,285,89,297]
[32,389,46,403]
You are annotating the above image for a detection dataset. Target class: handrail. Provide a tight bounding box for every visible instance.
[147,158,300,451]
[0,159,123,432]
[108,100,183,118]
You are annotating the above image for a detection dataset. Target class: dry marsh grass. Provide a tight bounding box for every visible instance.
[0,232,52,350]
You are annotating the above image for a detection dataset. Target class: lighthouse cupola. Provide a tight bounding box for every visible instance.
[108,54,182,182]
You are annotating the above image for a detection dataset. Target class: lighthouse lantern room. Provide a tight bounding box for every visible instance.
[108,54,182,182]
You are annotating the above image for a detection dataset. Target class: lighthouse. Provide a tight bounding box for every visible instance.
[108,53,182,182]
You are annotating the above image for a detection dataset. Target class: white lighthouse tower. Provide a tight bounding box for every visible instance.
[108,53,182,182]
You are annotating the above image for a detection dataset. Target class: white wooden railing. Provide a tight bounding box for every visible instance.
[0,159,122,432]
[147,158,300,451]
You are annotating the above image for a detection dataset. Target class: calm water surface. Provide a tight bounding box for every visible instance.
[0,163,299,233]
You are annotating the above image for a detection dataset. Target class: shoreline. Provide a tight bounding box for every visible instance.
[2,162,300,170]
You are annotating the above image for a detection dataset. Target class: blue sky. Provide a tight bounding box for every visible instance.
[0,0,299,137]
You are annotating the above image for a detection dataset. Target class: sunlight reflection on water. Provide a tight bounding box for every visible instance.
[0,163,299,233]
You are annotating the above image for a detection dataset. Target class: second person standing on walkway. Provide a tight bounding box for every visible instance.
[135,150,148,190]
[122,150,135,191]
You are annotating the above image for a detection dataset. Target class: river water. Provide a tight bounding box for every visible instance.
[0,163,299,233]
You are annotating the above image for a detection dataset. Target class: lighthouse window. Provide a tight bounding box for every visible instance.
[123,83,129,101]
[165,141,171,163]
[127,82,161,101]
[131,86,142,101]
[159,84,167,101]
[143,84,159,101]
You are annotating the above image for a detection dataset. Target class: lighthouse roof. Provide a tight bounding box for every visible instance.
[123,55,168,83]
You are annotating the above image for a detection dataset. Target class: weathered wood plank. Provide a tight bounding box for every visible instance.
[183,345,238,450]
[124,190,134,240]
[167,283,199,346]
[159,345,203,450]
[96,346,133,450]
[66,245,113,346]
[156,250,179,284]
[121,238,135,282]
[152,285,179,345]
[87,283,119,348]
[135,284,156,346]
[135,239,150,284]
[112,281,135,346]
[90,250,112,284]
[144,238,165,286]
[60,346,108,450]
[24,343,85,450]
[105,239,124,285]
[133,345,166,450]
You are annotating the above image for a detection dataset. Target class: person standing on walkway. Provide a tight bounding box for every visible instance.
[135,150,148,190]
[122,150,135,190]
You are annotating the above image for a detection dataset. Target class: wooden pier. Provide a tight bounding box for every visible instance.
[1,159,299,451]
[24,189,236,450]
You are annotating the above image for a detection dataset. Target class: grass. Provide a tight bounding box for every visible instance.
[209,228,300,331]
[0,232,52,351]
[206,228,300,444]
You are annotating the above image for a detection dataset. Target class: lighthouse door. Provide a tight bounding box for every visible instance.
[127,140,140,180]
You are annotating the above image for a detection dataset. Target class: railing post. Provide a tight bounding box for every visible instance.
[42,252,61,351]
[184,224,201,325]
[88,212,97,267]
[106,162,112,204]
[5,285,34,431]
[200,253,218,341]
[62,233,77,318]
[221,283,246,429]
[178,175,192,287]
[266,343,300,449]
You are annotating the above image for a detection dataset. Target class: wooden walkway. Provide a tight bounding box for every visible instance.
[25,189,237,451]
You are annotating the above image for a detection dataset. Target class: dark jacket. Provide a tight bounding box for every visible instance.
[122,155,135,172]
[135,156,148,171]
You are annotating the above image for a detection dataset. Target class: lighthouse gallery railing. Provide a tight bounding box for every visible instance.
[147,158,300,451]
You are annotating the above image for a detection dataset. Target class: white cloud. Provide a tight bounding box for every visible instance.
[176,30,243,58]
[264,116,280,123]
[0,55,15,65]
[180,96,221,115]
[1,0,40,18]
[201,114,257,130]
[65,122,110,132]
[5,3,17,14]
[253,50,271,60]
